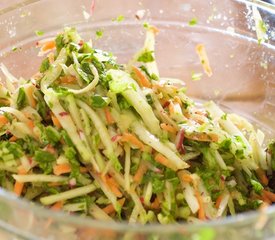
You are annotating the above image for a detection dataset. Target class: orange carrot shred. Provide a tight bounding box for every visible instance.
[168,102,175,115]
[104,107,115,124]
[14,181,24,196]
[51,201,64,211]
[150,26,160,35]
[53,163,71,176]
[133,162,148,184]
[259,193,272,205]
[215,195,223,209]
[27,121,35,129]
[108,184,123,198]
[173,96,182,106]
[160,123,177,134]
[0,115,8,126]
[120,132,145,151]
[60,75,77,84]
[178,172,193,183]
[51,114,62,129]
[195,191,206,220]
[41,41,56,52]
[154,153,177,171]
[185,132,218,142]
[9,135,17,142]
[103,198,125,215]
[256,168,268,186]
[263,190,275,202]
[53,163,88,176]
[132,66,152,88]
[13,166,28,196]
[25,86,36,108]
[151,196,160,209]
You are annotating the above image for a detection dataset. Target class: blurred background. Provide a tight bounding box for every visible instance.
[0,0,274,9]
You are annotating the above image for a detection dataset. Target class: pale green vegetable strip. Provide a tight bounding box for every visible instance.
[180,180,199,214]
[124,144,131,191]
[213,149,227,170]
[151,92,178,128]
[89,204,114,222]
[65,64,99,94]
[79,109,92,138]
[129,189,147,224]
[89,171,120,212]
[40,184,97,205]
[40,48,67,92]
[109,167,126,189]
[205,101,252,151]
[110,108,136,133]
[66,94,85,132]
[129,206,139,223]
[0,63,17,92]
[252,5,268,44]
[143,27,159,78]
[77,100,114,157]
[9,122,33,138]
[123,89,161,135]
[216,192,230,217]
[63,202,86,212]
[0,163,18,173]
[0,107,29,124]
[143,182,152,207]
[181,152,201,161]
[44,90,97,169]
[13,174,68,183]
[107,69,161,135]
[132,121,189,169]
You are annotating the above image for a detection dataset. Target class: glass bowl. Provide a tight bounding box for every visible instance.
[0,0,275,239]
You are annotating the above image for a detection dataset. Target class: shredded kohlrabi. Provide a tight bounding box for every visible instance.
[0,26,274,224]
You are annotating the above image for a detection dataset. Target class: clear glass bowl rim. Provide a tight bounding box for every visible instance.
[0,0,275,234]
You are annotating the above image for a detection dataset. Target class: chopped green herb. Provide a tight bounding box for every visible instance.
[143,22,149,29]
[117,95,131,110]
[188,17,198,26]
[113,15,125,22]
[34,150,55,174]
[40,58,50,73]
[45,126,61,145]
[16,87,27,110]
[35,30,45,37]
[137,51,154,63]
[259,20,268,34]
[250,180,263,194]
[96,30,104,39]
[55,34,65,53]
[221,114,227,120]
[91,95,108,108]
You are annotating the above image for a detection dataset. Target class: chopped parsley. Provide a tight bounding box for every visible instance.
[188,17,198,26]
[113,15,125,22]
[35,30,45,37]
[16,87,27,110]
[137,51,154,63]
[96,30,104,39]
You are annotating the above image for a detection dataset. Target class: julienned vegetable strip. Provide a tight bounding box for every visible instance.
[0,26,274,224]
[132,121,189,170]
[13,174,68,183]
[40,184,97,205]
